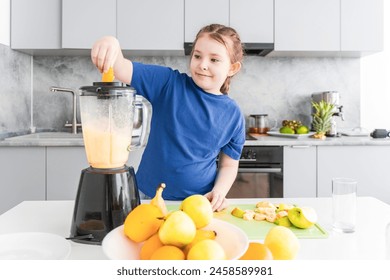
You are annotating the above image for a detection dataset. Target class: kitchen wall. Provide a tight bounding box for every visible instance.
[32,55,360,132]
[0,44,31,136]
[1,44,360,135]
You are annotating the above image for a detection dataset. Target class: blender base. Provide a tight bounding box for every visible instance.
[69,165,140,245]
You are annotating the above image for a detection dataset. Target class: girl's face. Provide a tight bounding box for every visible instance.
[190,35,241,95]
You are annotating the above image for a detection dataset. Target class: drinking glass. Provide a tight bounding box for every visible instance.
[332,178,357,233]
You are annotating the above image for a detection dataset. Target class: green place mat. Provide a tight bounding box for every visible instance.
[167,203,328,240]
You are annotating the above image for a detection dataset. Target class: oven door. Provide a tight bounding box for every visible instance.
[226,167,283,198]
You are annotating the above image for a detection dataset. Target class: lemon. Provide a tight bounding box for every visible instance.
[279,126,295,134]
[296,125,309,134]
[264,226,299,260]
[187,239,226,260]
[180,194,213,228]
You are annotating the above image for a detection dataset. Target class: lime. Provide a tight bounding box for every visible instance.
[296,125,309,134]
[279,126,295,134]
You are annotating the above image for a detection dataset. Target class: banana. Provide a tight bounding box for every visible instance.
[150,183,168,216]
[183,229,217,255]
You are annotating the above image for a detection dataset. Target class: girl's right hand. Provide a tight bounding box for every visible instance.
[91,36,121,74]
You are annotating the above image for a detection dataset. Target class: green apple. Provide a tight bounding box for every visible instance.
[274,216,292,227]
[287,206,317,229]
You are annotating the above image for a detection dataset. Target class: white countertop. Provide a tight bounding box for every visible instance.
[0,197,389,260]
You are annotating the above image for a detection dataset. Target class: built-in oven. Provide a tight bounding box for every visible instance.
[226,145,283,198]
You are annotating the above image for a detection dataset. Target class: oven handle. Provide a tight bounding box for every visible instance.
[238,168,282,173]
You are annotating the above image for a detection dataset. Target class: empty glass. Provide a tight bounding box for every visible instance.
[332,178,357,233]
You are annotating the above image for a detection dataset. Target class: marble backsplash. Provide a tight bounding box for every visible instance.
[1,44,361,136]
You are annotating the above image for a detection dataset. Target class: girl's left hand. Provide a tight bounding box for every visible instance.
[204,191,229,212]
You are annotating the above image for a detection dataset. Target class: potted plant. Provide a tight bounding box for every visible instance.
[311,100,335,140]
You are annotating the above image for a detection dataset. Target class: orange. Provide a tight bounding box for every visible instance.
[123,204,163,243]
[102,67,115,82]
[239,242,273,260]
[140,233,164,260]
[150,245,185,260]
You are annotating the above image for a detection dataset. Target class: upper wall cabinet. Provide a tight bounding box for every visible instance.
[184,0,229,42]
[118,0,184,55]
[273,0,383,56]
[230,0,273,44]
[184,0,273,43]
[62,0,116,49]
[274,0,340,52]
[11,0,61,49]
[341,0,383,52]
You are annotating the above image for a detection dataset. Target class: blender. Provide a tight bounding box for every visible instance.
[69,81,151,244]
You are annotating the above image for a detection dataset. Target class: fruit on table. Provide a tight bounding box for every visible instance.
[311,100,335,139]
[239,242,273,260]
[183,229,217,255]
[150,245,185,260]
[288,206,318,229]
[180,194,213,228]
[274,216,292,227]
[231,207,245,218]
[264,226,300,260]
[158,210,196,247]
[187,239,226,260]
[150,183,168,216]
[296,125,309,134]
[279,126,295,134]
[282,120,302,130]
[123,203,164,242]
[140,233,164,260]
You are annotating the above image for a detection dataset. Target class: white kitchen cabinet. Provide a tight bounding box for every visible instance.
[62,0,116,49]
[274,0,340,52]
[283,146,317,197]
[117,0,184,53]
[46,147,88,200]
[46,146,145,200]
[11,0,61,49]
[230,0,273,44]
[0,147,46,214]
[341,0,383,52]
[317,146,390,205]
[184,0,229,42]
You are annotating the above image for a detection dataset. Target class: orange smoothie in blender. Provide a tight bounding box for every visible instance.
[83,127,131,169]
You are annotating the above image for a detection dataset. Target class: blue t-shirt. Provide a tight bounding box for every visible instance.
[130,62,245,200]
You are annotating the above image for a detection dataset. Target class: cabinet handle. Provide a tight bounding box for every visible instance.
[290,145,311,148]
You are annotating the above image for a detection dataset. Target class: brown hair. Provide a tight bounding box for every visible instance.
[192,24,244,94]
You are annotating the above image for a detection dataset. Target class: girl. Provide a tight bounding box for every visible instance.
[91,24,245,211]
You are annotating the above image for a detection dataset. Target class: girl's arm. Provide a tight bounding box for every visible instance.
[91,36,134,84]
[204,152,239,211]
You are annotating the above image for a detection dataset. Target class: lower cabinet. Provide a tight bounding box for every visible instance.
[46,146,145,200]
[0,147,46,214]
[317,146,390,204]
[283,146,317,197]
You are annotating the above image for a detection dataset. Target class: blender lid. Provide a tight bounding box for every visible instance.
[80,82,136,97]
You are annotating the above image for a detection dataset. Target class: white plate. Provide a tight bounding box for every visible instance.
[102,218,249,260]
[267,131,315,138]
[0,232,71,260]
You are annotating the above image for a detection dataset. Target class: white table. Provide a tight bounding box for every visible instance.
[0,197,389,260]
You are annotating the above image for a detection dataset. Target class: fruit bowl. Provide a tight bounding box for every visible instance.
[102,218,249,260]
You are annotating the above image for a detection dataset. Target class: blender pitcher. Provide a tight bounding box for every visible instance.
[69,82,151,244]
[79,82,150,168]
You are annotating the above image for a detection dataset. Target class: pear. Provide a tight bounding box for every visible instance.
[180,194,213,228]
[158,210,196,247]
[274,216,292,227]
[287,206,317,229]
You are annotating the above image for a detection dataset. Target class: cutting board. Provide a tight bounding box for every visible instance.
[167,204,328,240]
